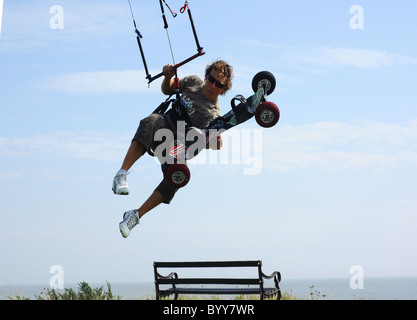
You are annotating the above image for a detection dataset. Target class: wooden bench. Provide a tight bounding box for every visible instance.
[153,260,281,300]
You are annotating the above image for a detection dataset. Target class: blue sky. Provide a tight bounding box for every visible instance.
[1,0,417,288]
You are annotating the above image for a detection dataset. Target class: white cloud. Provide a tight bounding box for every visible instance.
[2,119,417,176]
[312,47,417,69]
[0,170,26,180]
[0,0,135,53]
[38,62,209,95]
[0,131,131,162]
[240,40,417,70]
[40,69,161,94]
[263,119,417,174]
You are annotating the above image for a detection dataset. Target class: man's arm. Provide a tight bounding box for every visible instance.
[161,64,177,95]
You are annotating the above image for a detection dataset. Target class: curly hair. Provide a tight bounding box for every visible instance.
[205,60,233,95]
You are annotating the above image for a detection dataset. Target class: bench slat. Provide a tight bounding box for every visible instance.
[159,287,278,296]
[157,278,260,285]
[154,261,261,268]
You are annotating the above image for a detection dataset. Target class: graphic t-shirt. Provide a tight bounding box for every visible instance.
[178,75,221,129]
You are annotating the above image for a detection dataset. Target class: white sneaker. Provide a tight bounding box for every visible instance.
[119,210,140,238]
[112,171,129,195]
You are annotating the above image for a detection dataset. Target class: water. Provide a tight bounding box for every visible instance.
[281,277,417,300]
[2,277,417,300]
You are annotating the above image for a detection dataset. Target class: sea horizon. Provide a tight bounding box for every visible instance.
[2,276,417,300]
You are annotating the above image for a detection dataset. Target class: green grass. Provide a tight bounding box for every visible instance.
[7,282,312,300]
[8,281,122,300]
[161,292,297,300]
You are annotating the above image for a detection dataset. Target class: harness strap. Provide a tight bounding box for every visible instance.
[162,0,177,18]
[180,1,189,14]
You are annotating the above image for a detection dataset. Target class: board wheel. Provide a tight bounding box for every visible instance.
[165,164,190,188]
[252,71,276,95]
[255,102,280,128]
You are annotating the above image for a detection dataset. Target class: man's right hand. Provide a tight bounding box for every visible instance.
[161,64,177,95]
[163,64,176,78]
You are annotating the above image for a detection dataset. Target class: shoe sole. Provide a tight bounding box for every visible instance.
[112,187,129,195]
[119,228,128,238]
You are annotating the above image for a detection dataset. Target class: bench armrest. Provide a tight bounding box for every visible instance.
[262,271,281,288]
[262,271,281,281]
[157,272,179,280]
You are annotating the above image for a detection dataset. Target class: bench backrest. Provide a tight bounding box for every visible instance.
[154,260,264,286]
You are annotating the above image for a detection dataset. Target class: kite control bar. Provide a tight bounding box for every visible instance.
[148,49,205,84]
[129,0,205,85]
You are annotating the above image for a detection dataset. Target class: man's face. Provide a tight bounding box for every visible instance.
[203,69,226,101]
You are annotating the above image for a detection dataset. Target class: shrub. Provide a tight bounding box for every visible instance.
[33,281,122,300]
